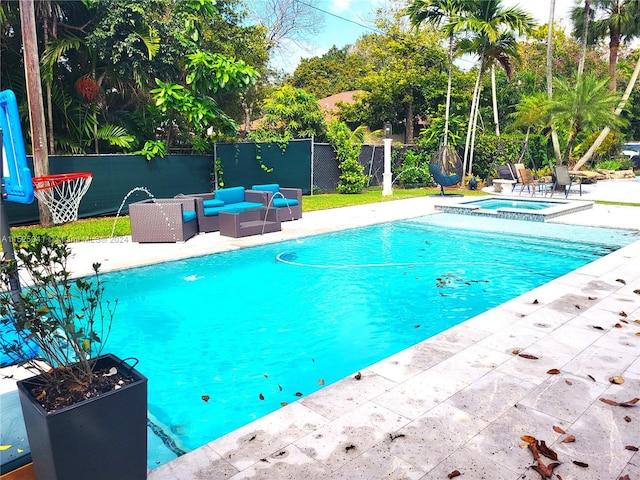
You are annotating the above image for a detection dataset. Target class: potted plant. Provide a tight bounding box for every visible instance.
[0,234,147,480]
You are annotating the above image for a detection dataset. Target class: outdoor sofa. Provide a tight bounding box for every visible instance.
[178,186,269,233]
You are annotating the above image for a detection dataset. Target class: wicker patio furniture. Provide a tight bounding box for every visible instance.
[129,197,198,243]
[177,187,269,233]
[250,184,302,222]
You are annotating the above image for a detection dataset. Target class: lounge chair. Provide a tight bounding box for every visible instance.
[250,184,302,222]
[129,197,198,243]
[548,165,581,198]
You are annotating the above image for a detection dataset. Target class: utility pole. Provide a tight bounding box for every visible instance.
[19,0,52,226]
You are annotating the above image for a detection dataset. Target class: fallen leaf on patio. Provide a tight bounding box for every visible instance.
[592,325,604,330]
[625,445,639,451]
[521,435,536,444]
[609,376,625,384]
[619,311,628,317]
[634,320,640,325]
[620,475,631,480]
[624,416,631,422]
[574,304,581,309]
[519,353,539,360]
[561,435,575,443]
[547,369,561,375]
[318,379,324,386]
[280,402,288,407]
[532,299,539,304]
[259,393,265,400]
[588,296,597,300]
[587,374,596,382]
[633,289,640,294]
[565,380,573,385]
[635,332,640,337]
[616,279,626,285]
[447,470,461,479]
[512,349,520,355]
[573,460,588,468]
[615,323,623,328]
[553,426,566,434]
[354,372,362,380]
[538,440,558,460]
[201,395,210,402]
[600,397,640,407]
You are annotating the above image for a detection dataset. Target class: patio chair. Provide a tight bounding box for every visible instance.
[129,197,198,243]
[250,184,302,222]
[513,164,541,196]
[548,165,582,198]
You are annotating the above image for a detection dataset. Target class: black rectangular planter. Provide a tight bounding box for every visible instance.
[17,353,147,480]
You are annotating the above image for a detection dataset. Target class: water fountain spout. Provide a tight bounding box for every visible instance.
[110,186,156,239]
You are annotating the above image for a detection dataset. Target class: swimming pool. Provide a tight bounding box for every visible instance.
[100,214,637,468]
[435,196,593,221]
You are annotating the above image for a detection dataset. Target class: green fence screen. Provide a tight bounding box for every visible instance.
[216,139,312,194]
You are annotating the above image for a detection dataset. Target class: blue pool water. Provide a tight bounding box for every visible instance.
[465,198,560,210]
[100,214,637,468]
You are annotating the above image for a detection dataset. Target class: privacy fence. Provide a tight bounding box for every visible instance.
[6,139,393,226]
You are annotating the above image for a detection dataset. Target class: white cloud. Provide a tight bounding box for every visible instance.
[328,0,354,14]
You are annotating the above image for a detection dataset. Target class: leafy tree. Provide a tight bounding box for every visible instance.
[326,120,368,194]
[344,7,450,143]
[288,46,366,99]
[249,85,326,141]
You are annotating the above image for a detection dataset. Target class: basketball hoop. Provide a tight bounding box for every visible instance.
[32,172,93,224]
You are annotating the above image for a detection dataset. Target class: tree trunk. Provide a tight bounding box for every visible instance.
[609,29,620,92]
[574,52,640,169]
[462,67,482,185]
[404,101,413,144]
[547,0,562,165]
[577,0,590,77]
[443,34,454,148]
[491,65,500,136]
[20,0,52,227]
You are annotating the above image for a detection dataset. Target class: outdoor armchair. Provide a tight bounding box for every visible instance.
[129,197,198,243]
[250,184,302,222]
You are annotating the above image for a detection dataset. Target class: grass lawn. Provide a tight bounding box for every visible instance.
[8,187,485,242]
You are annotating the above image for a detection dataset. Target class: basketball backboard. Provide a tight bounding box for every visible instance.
[0,89,34,204]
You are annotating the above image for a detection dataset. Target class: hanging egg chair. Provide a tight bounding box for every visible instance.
[429,146,463,196]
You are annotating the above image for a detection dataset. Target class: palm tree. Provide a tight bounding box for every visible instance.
[548,73,623,163]
[572,0,640,92]
[546,0,563,163]
[574,53,640,169]
[457,0,535,179]
[407,0,468,151]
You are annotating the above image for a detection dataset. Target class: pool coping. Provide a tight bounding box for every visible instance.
[434,196,594,222]
[1,195,639,479]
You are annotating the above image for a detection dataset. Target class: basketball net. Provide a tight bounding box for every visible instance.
[32,173,93,224]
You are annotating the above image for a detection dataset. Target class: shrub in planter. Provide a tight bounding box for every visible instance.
[0,234,147,480]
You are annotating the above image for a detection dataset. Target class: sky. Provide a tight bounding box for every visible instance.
[274,0,576,73]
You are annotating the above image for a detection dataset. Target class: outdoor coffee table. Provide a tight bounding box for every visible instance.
[218,207,281,238]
